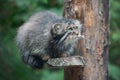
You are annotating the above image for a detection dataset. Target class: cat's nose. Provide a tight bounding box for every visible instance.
[73,30,79,35]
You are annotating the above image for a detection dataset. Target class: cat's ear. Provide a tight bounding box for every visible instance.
[51,23,63,35]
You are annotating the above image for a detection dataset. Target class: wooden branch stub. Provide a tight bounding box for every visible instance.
[47,56,85,67]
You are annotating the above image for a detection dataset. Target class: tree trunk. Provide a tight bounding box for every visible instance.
[63,0,109,80]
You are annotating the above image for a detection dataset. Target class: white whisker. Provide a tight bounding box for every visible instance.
[58,31,71,44]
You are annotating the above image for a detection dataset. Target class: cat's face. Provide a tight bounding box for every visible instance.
[51,19,82,46]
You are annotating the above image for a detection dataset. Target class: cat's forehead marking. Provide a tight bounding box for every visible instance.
[64,20,82,29]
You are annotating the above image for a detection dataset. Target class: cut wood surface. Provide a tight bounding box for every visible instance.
[47,56,85,67]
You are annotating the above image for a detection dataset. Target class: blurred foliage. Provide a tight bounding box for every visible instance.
[0,0,64,80]
[109,0,120,80]
[0,0,120,80]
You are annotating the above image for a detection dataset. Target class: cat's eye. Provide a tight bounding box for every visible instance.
[68,27,73,30]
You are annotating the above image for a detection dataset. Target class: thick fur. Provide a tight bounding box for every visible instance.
[16,11,82,69]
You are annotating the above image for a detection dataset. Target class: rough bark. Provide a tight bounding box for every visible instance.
[63,0,109,80]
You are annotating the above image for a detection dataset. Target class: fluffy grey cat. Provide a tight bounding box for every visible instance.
[16,11,82,69]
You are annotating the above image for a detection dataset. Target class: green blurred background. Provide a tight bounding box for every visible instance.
[0,0,120,80]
